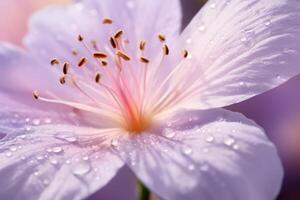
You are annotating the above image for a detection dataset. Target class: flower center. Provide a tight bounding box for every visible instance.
[32,17,190,133]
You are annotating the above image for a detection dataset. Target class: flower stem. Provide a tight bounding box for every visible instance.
[137,181,150,200]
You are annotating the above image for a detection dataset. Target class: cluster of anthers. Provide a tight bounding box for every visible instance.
[33,17,190,133]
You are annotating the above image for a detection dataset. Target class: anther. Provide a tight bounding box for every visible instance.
[114,30,124,39]
[78,34,84,42]
[116,50,130,61]
[140,56,150,64]
[102,18,113,24]
[33,91,39,100]
[78,57,87,67]
[163,44,169,55]
[101,60,108,66]
[93,52,108,59]
[59,76,66,85]
[158,33,166,42]
[139,40,146,51]
[182,49,189,58]
[95,73,101,83]
[50,58,60,66]
[63,62,69,74]
[110,37,117,49]
[72,49,78,56]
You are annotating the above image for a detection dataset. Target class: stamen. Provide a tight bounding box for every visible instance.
[101,60,108,66]
[78,57,87,67]
[72,49,78,56]
[116,50,131,61]
[102,18,113,24]
[50,58,60,66]
[93,52,108,59]
[114,29,124,39]
[139,40,146,51]
[110,37,117,49]
[140,56,150,64]
[59,76,66,85]
[95,73,101,83]
[63,62,69,74]
[182,49,189,58]
[78,34,84,42]
[33,91,39,100]
[158,33,166,42]
[163,44,169,55]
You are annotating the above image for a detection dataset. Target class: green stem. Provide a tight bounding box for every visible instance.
[137,181,150,200]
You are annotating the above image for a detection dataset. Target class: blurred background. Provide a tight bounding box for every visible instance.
[0,0,299,199]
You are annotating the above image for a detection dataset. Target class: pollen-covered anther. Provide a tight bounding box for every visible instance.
[116,50,131,61]
[78,34,84,42]
[140,56,150,64]
[163,44,170,55]
[50,58,60,66]
[95,73,101,83]
[59,76,66,85]
[102,17,113,24]
[139,40,146,51]
[63,62,70,74]
[110,37,117,49]
[93,52,108,59]
[182,49,189,58]
[78,57,87,67]
[158,33,166,42]
[33,91,39,100]
[114,29,124,39]
[101,60,108,66]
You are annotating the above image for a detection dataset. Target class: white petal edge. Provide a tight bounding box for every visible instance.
[114,108,283,200]
[175,0,300,109]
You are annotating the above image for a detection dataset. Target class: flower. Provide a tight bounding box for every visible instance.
[0,0,300,199]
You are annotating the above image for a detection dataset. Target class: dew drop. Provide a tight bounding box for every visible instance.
[198,25,206,32]
[54,132,77,143]
[82,156,89,161]
[65,160,72,165]
[224,137,235,146]
[44,118,52,124]
[32,119,40,126]
[233,144,239,150]
[5,151,12,157]
[182,145,193,155]
[52,147,63,154]
[72,162,91,176]
[205,136,214,143]
[111,138,119,147]
[36,155,44,161]
[34,171,40,176]
[186,38,192,44]
[188,164,195,171]
[162,128,176,138]
[49,158,58,165]
[210,3,216,9]
[9,145,17,152]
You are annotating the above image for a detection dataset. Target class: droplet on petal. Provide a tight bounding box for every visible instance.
[72,162,91,176]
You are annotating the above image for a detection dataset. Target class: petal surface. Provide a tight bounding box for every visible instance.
[176,0,300,109]
[115,109,283,200]
[0,121,124,200]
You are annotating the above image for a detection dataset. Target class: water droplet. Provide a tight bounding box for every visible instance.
[182,145,193,155]
[72,162,91,176]
[224,137,235,146]
[52,147,63,154]
[111,138,119,147]
[34,171,40,176]
[55,132,77,143]
[36,155,44,161]
[9,145,17,152]
[82,156,89,161]
[49,158,58,165]
[186,38,192,44]
[233,144,239,150]
[65,160,72,165]
[5,151,12,157]
[44,118,52,124]
[206,136,214,143]
[210,3,216,9]
[162,128,176,138]
[265,20,271,27]
[198,25,206,32]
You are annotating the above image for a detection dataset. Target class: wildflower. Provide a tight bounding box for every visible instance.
[0,0,300,199]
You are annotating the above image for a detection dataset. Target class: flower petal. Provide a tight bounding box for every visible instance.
[0,123,124,200]
[24,0,182,61]
[115,109,283,200]
[177,0,300,109]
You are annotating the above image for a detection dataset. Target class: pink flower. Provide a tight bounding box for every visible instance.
[0,0,300,199]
